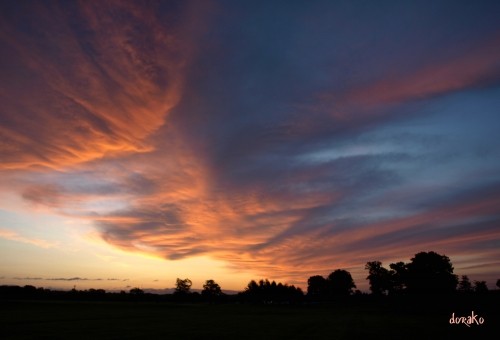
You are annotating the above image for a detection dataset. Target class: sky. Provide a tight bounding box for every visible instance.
[1,0,500,293]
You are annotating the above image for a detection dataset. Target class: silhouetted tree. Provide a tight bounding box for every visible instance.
[307,275,327,298]
[457,275,473,293]
[327,269,356,296]
[405,251,458,294]
[202,279,222,301]
[388,261,408,293]
[129,287,144,295]
[87,288,106,300]
[473,280,488,294]
[174,278,192,295]
[246,280,259,293]
[365,261,392,295]
[22,285,38,298]
[241,279,303,303]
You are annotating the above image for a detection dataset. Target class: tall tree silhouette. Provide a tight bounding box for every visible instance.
[365,261,392,295]
[388,261,408,293]
[405,251,458,294]
[457,275,472,293]
[327,269,356,296]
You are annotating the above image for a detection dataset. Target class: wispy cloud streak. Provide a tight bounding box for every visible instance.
[0,1,195,170]
[0,229,58,249]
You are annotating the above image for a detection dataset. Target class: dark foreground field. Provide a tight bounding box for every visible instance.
[1,296,498,339]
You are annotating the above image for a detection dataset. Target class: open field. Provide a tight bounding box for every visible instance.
[1,297,498,339]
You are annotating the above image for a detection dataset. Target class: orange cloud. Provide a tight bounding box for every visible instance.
[0,1,200,170]
[15,130,498,289]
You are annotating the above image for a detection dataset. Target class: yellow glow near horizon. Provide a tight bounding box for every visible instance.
[0,207,257,292]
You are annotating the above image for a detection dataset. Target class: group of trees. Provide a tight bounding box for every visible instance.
[162,251,497,303]
[2,251,497,304]
[0,285,149,302]
[239,279,304,303]
[307,269,357,299]
[457,275,490,294]
[172,278,304,304]
[172,278,223,302]
[364,251,492,296]
[129,261,500,302]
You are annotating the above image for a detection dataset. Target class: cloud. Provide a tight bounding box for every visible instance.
[48,277,91,281]
[13,277,128,282]
[87,148,500,285]
[21,184,66,209]
[0,229,58,249]
[0,1,203,170]
[336,37,500,107]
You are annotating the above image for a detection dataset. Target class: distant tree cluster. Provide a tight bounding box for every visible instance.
[0,285,155,302]
[239,279,304,304]
[457,275,490,294]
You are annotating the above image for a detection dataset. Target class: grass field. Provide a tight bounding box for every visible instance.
[1,298,498,339]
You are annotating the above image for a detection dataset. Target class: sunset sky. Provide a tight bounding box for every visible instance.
[1,1,499,293]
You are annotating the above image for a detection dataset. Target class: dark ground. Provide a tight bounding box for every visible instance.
[1,295,498,339]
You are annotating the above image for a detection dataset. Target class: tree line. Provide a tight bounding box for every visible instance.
[364,251,491,296]
[1,251,498,303]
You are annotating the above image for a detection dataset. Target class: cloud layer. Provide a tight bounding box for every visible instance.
[2,1,500,288]
[0,1,196,170]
